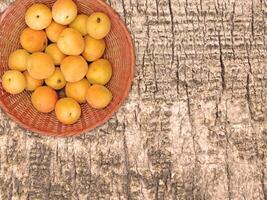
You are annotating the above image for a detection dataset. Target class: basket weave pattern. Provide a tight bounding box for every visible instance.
[0,0,135,136]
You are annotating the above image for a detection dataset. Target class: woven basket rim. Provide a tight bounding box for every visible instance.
[0,0,135,137]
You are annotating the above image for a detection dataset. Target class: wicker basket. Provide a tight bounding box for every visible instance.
[0,0,135,136]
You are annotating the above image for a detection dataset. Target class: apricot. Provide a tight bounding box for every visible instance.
[86,84,112,109]
[65,79,91,103]
[23,71,44,91]
[27,52,55,80]
[55,97,81,125]
[25,3,52,30]
[8,49,29,71]
[45,44,66,65]
[45,21,66,42]
[52,0,77,25]
[2,70,26,94]
[86,59,112,85]
[31,86,58,113]
[69,14,88,36]
[87,12,111,39]
[57,28,84,55]
[45,67,66,90]
[82,35,105,62]
[60,56,88,82]
[20,28,47,53]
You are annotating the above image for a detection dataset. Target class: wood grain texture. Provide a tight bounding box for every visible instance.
[0,0,266,199]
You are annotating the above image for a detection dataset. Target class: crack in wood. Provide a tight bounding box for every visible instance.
[122,123,132,200]
[218,33,226,92]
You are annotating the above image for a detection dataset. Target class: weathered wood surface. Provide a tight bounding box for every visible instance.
[0,0,267,199]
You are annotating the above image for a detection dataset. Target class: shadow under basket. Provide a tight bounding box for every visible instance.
[0,0,135,137]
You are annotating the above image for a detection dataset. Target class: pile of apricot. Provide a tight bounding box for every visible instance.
[2,0,113,125]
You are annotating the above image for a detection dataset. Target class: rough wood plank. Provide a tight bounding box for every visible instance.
[0,0,266,199]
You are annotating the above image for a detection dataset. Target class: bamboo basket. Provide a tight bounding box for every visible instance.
[0,0,135,136]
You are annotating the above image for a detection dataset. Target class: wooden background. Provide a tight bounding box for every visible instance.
[0,0,267,199]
